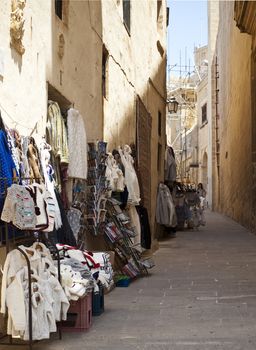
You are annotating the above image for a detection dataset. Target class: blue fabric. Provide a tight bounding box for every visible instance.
[0,130,16,207]
[0,130,24,240]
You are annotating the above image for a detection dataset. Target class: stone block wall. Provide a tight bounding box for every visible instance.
[211,1,253,228]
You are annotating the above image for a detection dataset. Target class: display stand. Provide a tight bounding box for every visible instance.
[105,199,148,277]
[85,141,148,278]
[85,142,108,236]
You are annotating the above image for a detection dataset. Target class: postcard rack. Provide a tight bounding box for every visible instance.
[104,199,148,278]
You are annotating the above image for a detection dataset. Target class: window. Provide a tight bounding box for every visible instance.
[158,111,162,136]
[55,0,63,20]
[157,0,162,21]
[201,103,207,124]
[102,47,109,98]
[157,142,162,171]
[123,0,130,34]
[157,0,163,31]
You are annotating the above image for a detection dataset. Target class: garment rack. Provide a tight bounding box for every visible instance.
[0,177,62,349]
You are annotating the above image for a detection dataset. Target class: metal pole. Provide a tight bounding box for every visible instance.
[179,104,183,180]
[17,247,33,350]
[185,126,187,181]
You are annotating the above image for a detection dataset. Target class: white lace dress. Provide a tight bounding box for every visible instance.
[67,108,88,179]
[118,145,140,205]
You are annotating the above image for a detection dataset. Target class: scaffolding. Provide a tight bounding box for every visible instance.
[166,47,207,183]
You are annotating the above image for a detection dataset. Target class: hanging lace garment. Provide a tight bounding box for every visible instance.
[40,143,62,229]
[105,154,125,192]
[118,145,140,205]
[67,108,88,179]
[47,101,69,164]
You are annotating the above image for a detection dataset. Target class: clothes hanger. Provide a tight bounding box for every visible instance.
[34,232,43,251]
[34,242,43,251]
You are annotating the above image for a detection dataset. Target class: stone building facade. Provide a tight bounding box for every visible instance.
[195,46,208,195]
[0,0,103,140]
[167,82,197,183]
[102,0,167,241]
[207,0,219,208]
[209,0,256,230]
[0,0,167,246]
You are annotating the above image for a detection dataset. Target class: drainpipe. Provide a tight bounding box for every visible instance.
[215,56,220,206]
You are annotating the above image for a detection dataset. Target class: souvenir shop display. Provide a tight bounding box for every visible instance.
[105,153,125,192]
[0,99,155,347]
[0,225,69,349]
[136,205,152,251]
[118,145,140,205]
[85,141,108,236]
[164,146,177,187]
[104,198,148,279]
[39,139,62,230]
[56,244,114,297]
[47,101,69,165]
[67,108,88,180]
[56,243,113,331]
[0,102,91,347]
[1,183,55,232]
[1,241,69,341]
[174,192,187,230]
[172,183,206,230]
[156,183,177,228]
[185,188,205,229]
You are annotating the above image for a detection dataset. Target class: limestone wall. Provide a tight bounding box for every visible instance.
[211,1,252,227]
[197,76,208,191]
[207,0,219,208]
[0,0,103,140]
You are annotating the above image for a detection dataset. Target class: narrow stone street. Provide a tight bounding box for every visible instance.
[16,210,256,350]
[1,1,256,350]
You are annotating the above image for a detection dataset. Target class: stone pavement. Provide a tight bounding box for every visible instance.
[3,210,256,350]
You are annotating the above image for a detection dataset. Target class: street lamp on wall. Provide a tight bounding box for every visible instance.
[168,96,179,114]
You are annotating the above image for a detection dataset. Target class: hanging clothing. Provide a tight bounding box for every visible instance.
[40,145,62,230]
[20,136,31,181]
[105,154,125,192]
[6,128,20,176]
[0,243,69,340]
[1,183,56,232]
[27,139,42,181]
[0,129,17,206]
[52,190,77,246]
[128,205,142,252]
[156,183,177,227]
[164,146,176,183]
[136,205,151,250]
[25,184,49,230]
[47,101,69,164]
[1,184,36,230]
[67,108,88,179]
[118,145,140,205]
[67,207,82,241]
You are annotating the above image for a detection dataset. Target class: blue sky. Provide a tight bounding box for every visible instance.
[167,0,208,78]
